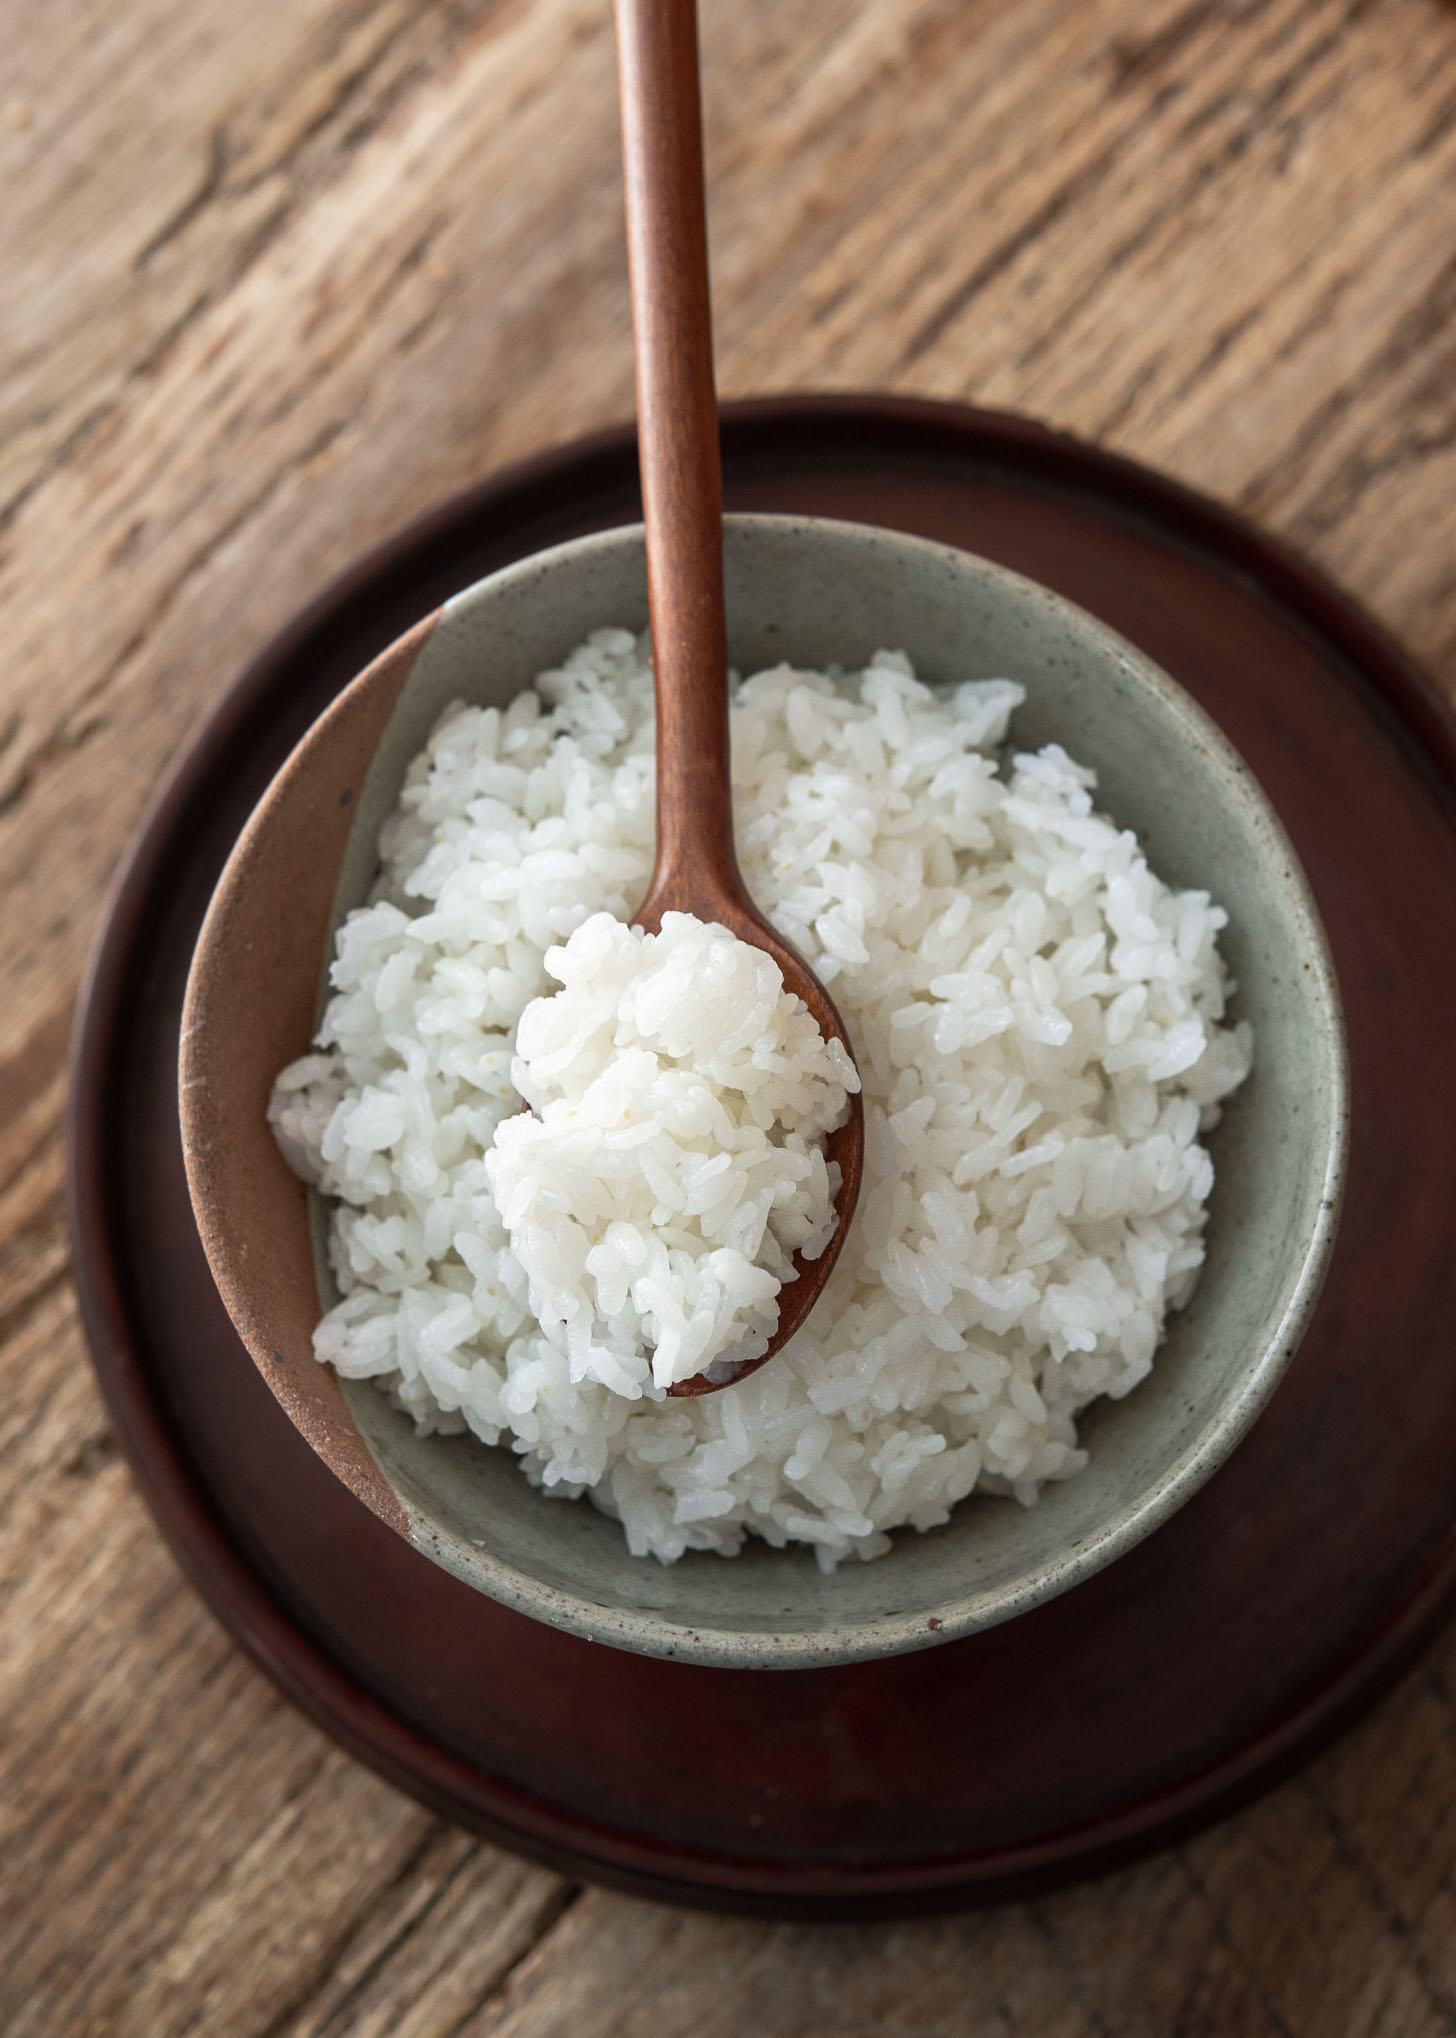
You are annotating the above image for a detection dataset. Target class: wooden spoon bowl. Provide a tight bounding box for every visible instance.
[634,888,864,1397]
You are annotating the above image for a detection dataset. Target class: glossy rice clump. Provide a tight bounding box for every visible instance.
[483,909,857,1394]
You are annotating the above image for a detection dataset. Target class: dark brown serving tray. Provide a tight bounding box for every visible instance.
[68,397,1456,1919]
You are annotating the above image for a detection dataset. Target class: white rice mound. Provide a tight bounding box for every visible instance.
[483,910,858,1395]
[269,627,1252,1568]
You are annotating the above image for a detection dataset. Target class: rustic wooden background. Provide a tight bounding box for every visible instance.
[5,0,1456,2030]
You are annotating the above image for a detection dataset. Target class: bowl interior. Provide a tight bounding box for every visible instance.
[182,514,1345,1667]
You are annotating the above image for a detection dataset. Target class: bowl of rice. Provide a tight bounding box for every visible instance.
[180,513,1346,1667]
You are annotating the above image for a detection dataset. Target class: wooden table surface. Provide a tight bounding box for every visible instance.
[5,0,1456,2030]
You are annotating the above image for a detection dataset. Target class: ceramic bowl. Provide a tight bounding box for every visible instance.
[179,513,1346,1668]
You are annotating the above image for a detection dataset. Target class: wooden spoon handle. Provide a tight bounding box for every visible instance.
[614,0,745,925]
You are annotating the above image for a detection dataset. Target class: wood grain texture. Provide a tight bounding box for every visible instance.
[3,0,1456,2029]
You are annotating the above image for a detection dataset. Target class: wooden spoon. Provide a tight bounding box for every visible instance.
[613,0,865,1398]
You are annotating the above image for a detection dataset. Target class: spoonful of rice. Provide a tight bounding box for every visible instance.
[484,911,859,1398]
[555,0,865,1395]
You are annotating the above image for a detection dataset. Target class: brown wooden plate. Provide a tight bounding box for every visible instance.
[68,397,1456,1919]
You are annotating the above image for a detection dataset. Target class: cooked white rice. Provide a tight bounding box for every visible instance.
[269,628,1252,1567]
[483,910,857,1394]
